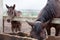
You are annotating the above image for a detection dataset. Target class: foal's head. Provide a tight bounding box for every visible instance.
[6,4,16,22]
[6,4,16,17]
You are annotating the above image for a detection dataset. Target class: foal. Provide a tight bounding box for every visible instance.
[6,4,22,32]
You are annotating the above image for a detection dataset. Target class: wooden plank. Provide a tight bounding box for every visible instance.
[3,16,37,19]
[0,34,37,40]
[1,33,60,40]
[52,18,60,24]
[3,16,60,24]
[3,16,36,22]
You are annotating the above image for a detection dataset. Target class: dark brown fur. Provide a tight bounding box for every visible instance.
[6,4,22,32]
[26,0,60,40]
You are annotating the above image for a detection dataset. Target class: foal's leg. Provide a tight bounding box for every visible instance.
[15,24,17,32]
[18,26,20,31]
[15,24,20,32]
[16,25,20,32]
[11,22,15,33]
[11,26,14,33]
[17,22,21,31]
[11,23,16,33]
[15,27,17,32]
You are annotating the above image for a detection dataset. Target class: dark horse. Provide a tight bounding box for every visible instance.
[26,0,60,40]
[6,4,22,32]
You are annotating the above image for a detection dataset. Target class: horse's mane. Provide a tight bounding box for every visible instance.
[36,0,56,22]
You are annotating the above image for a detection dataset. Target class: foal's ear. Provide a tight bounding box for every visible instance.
[13,4,15,9]
[6,4,9,9]
[26,21,34,27]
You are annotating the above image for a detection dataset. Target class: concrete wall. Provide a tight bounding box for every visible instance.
[0,0,3,33]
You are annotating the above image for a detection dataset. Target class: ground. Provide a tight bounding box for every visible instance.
[4,19,31,34]
[4,19,56,36]
[3,18,60,40]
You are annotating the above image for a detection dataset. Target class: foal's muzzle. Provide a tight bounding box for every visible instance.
[7,19,11,22]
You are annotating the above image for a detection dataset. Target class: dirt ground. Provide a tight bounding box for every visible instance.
[3,18,56,37]
[3,18,60,40]
[4,20,31,34]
